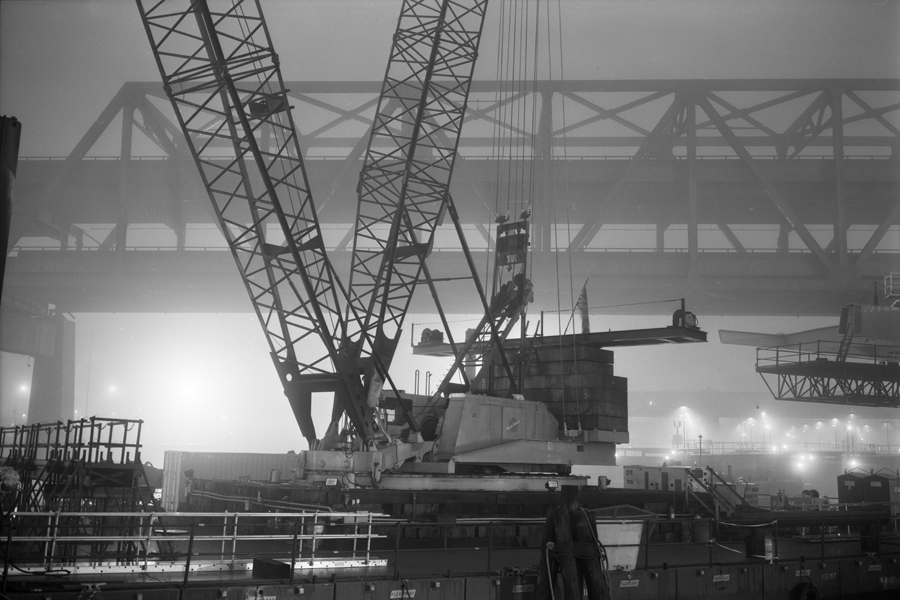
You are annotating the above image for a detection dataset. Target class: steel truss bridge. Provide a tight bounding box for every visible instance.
[5,78,900,317]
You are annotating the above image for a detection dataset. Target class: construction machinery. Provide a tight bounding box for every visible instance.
[137,0,704,491]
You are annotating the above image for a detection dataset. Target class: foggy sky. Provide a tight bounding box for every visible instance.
[2,0,898,156]
[1,1,899,463]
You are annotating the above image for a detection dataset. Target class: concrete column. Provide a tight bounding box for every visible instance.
[28,313,76,423]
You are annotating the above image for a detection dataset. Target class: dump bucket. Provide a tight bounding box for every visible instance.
[595,519,644,571]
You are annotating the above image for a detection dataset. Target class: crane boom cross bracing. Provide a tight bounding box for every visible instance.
[135,0,372,444]
[344,0,490,386]
[136,0,684,488]
[138,0,521,472]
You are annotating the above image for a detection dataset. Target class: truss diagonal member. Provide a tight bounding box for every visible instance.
[294,92,382,140]
[7,85,137,251]
[717,223,748,253]
[137,0,373,445]
[857,193,900,265]
[427,202,520,404]
[696,95,832,268]
[134,97,191,159]
[567,93,688,252]
[557,91,661,137]
[705,92,781,139]
[844,90,900,137]
[780,91,832,158]
[345,0,490,380]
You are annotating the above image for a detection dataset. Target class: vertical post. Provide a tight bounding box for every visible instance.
[820,518,825,562]
[393,521,401,580]
[231,513,239,567]
[686,99,698,273]
[352,514,359,558]
[366,513,374,564]
[182,525,195,595]
[144,513,154,571]
[831,88,847,265]
[3,517,13,593]
[643,522,650,570]
[298,515,305,566]
[220,514,226,562]
[289,521,298,585]
[310,513,318,566]
[487,520,493,573]
[772,522,778,561]
[47,512,60,568]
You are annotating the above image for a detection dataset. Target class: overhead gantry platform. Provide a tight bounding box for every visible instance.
[756,347,900,408]
[723,301,900,408]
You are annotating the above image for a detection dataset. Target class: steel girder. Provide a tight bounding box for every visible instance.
[136,0,369,444]
[761,371,900,408]
[10,80,899,244]
[757,343,900,408]
[6,79,900,317]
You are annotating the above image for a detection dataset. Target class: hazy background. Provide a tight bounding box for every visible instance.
[1,0,898,465]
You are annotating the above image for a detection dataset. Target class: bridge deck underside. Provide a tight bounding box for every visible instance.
[5,80,900,317]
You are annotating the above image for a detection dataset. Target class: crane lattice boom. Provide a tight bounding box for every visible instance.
[136,0,370,443]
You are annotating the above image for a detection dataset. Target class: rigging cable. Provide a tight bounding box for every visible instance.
[488,0,507,287]
[554,0,582,428]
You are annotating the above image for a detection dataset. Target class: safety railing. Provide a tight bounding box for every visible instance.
[672,441,900,455]
[886,273,900,300]
[1,511,385,575]
[0,418,143,464]
[757,340,900,369]
[4,512,899,584]
[344,514,900,577]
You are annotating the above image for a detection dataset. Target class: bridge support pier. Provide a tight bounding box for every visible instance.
[0,308,76,423]
[28,312,76,423]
